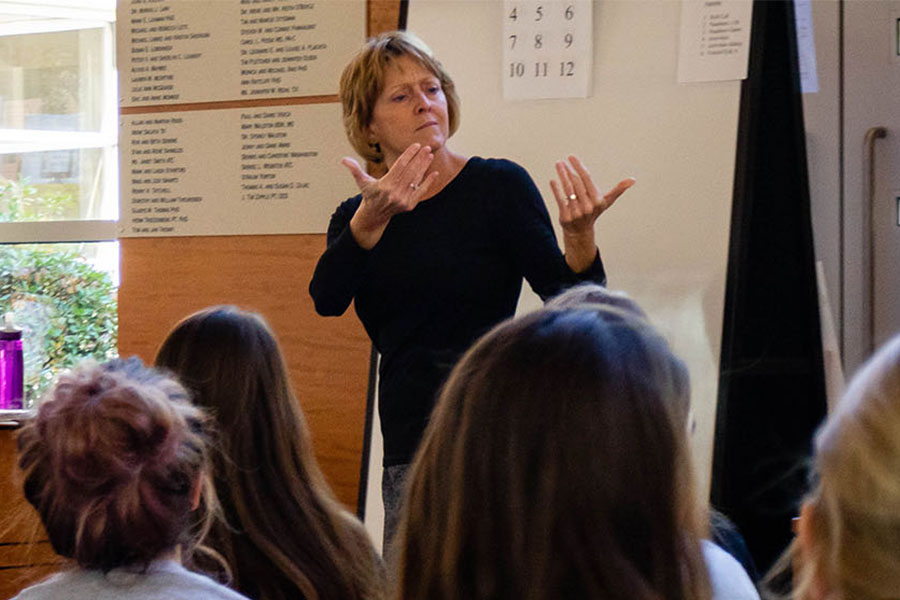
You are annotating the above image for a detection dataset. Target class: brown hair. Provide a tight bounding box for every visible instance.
[17,358,217,572]
[339,30,460,164]
[781,334,900,600]
[548,284,691,429]
[395,306,710,600]
[155,306,383,600]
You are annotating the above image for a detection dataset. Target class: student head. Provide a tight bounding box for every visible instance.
[792,333,900,600]
[339,30,460,164]
[548,283,691,430]
[17,358,215,572]
[547,282,648,319]
[155,306,381,600]
[396,306,708,600]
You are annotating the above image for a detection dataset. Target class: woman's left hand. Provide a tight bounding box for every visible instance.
[550,155,635,237]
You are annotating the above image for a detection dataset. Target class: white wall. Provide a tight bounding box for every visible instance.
[407,0,742,503]
[360,0,746,548]
[362,0,849,549]
[363,389,385,553]
[802,0,842,377]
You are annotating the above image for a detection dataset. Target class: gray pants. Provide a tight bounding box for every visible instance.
[381,463,409,557]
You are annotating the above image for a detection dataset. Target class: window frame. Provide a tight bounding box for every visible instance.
[0,0,117,245]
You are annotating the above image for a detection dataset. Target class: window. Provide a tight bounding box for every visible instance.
[0,1,118,405]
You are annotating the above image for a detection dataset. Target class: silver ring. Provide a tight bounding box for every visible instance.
[410,183,419,190]
[568,193,577,201]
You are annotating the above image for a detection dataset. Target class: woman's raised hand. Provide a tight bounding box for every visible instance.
[345,143,439,249]
[550,155,635,238]
[550,155,635,273]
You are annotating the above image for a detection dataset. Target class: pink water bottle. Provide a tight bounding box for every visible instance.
[0,312,24,410]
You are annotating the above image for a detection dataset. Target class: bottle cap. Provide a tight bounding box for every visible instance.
[0,312,22,341]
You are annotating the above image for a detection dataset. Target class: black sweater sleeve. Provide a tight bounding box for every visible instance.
[308,196,368,316]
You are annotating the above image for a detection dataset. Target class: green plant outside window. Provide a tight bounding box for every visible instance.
[1,178,117,404]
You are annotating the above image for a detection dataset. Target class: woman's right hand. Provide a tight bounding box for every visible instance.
[344,143,438,250]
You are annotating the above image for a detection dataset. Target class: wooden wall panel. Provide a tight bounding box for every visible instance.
[118,234,371,507]
[369,0,403,35]
[0,428,64,599]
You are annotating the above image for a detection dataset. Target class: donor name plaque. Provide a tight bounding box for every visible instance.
[118,0,365,106]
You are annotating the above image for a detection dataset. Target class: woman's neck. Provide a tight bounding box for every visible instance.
[412,145,468,198]
[161,546,180,563]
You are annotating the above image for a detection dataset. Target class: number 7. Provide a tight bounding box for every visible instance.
[509,34,517,49]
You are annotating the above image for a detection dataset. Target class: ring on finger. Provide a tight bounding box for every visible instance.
[568,193,577,201]
[410,183,419,190]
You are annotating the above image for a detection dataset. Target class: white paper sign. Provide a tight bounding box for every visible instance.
[118,104,356,236]
[118,0,365,106]
[677,0,753,83]
[793,0,819,93]
[502,0,593,100]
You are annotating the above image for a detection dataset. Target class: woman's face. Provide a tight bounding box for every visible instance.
[367,55,450,166]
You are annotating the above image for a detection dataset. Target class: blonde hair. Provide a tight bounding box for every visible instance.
[789,334,900,599]
[395,306,709,600]
[339,30,460,164]
[17,358,218,572]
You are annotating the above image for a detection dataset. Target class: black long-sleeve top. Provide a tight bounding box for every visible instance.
[309,157,606,466]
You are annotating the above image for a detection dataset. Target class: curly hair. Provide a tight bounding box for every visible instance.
[17,358,217,572]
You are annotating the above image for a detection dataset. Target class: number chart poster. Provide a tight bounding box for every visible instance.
[118,104,356,237]
[118,0,365,106]
[503,0,593,100]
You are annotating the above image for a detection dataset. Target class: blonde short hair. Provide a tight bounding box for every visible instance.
[791,334,900,599]
[339,31,460,164]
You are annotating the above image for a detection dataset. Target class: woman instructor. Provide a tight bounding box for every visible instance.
[309,31,633,545]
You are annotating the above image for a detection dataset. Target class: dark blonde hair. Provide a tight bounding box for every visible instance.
[785,334,900,599]
[155,306,383,600]
[17,358,216,572]
[396,306,710,600]
[339,30,460,163]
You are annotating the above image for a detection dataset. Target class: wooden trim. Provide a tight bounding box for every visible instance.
[119,95,339,115]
